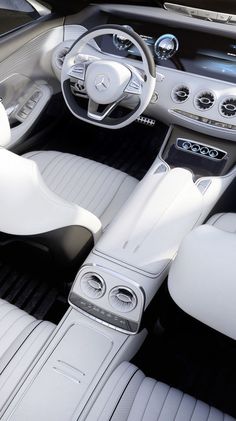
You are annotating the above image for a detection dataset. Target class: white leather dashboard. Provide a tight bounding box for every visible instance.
[50,22,236,140]
[0,12,236,145]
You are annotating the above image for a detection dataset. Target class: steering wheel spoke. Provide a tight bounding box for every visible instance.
[124,67,144,96]
[87,96,127,121]
[68,63,87,81]
[67,54,100,81]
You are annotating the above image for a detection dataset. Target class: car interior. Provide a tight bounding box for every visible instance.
[0,0,236,419]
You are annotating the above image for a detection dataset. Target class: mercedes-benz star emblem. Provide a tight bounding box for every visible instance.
[95,74,110,92]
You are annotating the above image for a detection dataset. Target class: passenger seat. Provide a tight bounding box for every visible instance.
[0,298,54,412]
[87,361,235,420]
[207,212,236,232]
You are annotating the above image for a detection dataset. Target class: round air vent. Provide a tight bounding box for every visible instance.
[56,47,70,69]
[194,91,215,111]
[109,287,137,313]
[220,97,236,118]
[172,85,190,103]
[81,273,106,299]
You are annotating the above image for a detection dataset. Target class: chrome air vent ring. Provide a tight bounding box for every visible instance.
[171,85,190,103]
[220,97,236,118]
[109,286,137,313]
[81,273,106,299]
[194,91,215,111]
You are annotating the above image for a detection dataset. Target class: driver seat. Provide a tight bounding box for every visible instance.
[0,148,138,270]
[23,150,138,229]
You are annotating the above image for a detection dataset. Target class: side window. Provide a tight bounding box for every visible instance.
[0,1,51,36]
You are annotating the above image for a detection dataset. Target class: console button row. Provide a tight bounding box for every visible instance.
[174,109,236,130]
[177,138,227,161]
[74,295,138,333]
[17,90,42,120]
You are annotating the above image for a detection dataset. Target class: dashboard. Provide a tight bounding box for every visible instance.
[100,18,236,84]
[81,11,235,141]
[48,3,236,141]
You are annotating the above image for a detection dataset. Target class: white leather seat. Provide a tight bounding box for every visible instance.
[24,151,138,229]
[0,298,54,412]
[168,211,236,340]
[87,361,234,421]
[207,212,236,233]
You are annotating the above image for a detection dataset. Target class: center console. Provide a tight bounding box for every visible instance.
[69,124,236,336]
[3,124,236,420]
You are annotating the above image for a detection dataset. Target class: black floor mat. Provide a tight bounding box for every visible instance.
[40,112,168,180]
[0,259,68,323]
[134,286,236,418]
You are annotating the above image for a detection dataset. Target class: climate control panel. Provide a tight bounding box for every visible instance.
[176,138,227,161]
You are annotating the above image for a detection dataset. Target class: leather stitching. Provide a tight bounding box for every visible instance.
[173,392,184,421]
[156,384,171,420]
[189,399,198,421]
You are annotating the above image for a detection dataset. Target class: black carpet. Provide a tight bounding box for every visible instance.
[133,285,236,418]
[0,259,68,323]
[40,111,168,180]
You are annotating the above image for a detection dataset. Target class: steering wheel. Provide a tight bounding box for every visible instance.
[61,24,156,129]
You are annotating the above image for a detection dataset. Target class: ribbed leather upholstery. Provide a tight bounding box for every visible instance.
[0,298,36,358]
[0,299,54,412]
[207,213,236,233]
[87,362,235,421]
[24,151,138,228]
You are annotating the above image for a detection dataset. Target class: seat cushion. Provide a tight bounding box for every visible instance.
[207,213,236,233]
[0,299,54,413]
[24,151,138,229]
[87,362,235,421]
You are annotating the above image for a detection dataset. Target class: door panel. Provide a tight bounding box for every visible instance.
[0,16,64,148]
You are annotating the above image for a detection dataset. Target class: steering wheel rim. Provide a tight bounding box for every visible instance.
[61,24,156,129]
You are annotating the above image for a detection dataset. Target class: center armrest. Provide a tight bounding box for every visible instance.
[70,167,204,334]
[95,167,203,277]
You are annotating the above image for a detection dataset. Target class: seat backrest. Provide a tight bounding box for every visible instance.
[0,148,101,238]
[168,223,236,340]
[0,148,101,268]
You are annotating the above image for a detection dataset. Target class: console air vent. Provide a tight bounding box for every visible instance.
[220,97,236,118]
[195,91,215,111]
[56,47,70,69]
[109,287,137,313]
[172,85,190,103]
[81,273,105,299]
